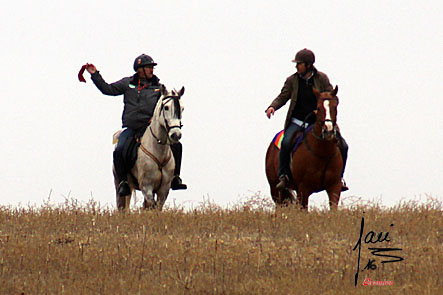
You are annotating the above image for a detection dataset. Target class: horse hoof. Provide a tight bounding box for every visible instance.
[144,199,156,209]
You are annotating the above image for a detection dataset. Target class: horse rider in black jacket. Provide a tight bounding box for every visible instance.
[86,54,187,195]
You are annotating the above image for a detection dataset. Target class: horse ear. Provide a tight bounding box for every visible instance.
[178,86,185,96]
[161,84,167,96]
[331,85,338,97]
[312,86,321,98]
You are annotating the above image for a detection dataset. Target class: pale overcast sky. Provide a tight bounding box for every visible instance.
[1,0,442,209]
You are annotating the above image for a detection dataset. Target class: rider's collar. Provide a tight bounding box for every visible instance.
[297,66,317,80]
[130,74,160,86]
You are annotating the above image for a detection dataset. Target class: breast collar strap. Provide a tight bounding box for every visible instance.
[150,125,168,145]
[139,143,172,169]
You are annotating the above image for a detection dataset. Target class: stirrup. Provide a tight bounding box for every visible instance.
[276,175,289,191]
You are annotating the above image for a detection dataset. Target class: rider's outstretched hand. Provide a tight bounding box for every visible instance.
[86,64,97,74]
[266,107,275,119]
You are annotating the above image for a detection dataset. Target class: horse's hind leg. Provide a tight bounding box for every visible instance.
[114,170,127,210]
[125,189,133,209]
[295,189,310,210]
[279,189,296,207]
[270,186,281,205]
[115,190,132,210]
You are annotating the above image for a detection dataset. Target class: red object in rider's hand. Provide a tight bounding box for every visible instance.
[78,63,94,83]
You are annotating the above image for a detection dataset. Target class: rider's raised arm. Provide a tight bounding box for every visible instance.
[91,72,129,96]
[268,76,293,111]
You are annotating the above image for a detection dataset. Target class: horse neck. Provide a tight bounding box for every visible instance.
[312,122,323,138]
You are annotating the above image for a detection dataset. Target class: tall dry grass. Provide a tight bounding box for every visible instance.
[0,196,441,294]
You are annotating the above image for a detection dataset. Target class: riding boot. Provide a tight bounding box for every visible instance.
[113,150,130,196]
[277,141,292,191]
[276,122,301,191]
[170,142,187,190]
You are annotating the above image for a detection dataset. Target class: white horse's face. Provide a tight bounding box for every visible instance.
[159,86,185,144]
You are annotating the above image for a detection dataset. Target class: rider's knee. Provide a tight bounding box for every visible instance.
[281,136,293,151]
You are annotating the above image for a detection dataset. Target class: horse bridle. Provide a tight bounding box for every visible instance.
[312,98,338,141]
[150,95,183,145]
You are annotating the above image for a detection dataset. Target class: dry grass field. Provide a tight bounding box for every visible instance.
[0,196,441,295]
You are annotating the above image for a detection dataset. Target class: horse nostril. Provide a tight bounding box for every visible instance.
[171,133,181,141]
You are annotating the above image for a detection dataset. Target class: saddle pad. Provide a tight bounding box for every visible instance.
[272,130,285,149]
[272,125,314,152]
[112,130,122,144]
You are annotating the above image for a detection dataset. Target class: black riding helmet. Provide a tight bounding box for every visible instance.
[133,54,157,71]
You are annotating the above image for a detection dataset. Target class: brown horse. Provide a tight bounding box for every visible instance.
[265,86,343,210]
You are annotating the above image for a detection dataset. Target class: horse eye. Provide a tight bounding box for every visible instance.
[164,106,169,111]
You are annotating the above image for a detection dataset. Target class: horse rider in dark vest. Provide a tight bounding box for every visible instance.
[85,54,187,196]
[266,49,349,191]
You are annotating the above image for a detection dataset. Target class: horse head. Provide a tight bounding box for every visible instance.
[313,86,339,140]
[154,85,185,144]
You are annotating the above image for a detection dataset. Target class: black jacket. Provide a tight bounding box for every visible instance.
[91,72,161,130]
[269,66,333,129]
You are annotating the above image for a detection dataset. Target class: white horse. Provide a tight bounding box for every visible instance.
[114,85,185,210]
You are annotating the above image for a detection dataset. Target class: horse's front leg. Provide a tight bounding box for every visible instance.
[141,185,156,210]
[155,185,171,211]
[326,183,341,210]
[154,161,175,210]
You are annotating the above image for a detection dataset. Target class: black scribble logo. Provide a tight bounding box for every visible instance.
[352,212,404,286]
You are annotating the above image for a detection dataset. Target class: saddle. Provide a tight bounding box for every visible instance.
[113,126,148,171]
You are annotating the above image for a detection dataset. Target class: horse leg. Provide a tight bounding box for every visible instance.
[141,186,156,210]
[326,183,342,210]
[125,188,133,209]
[270,186,281,205]
[116,189,132,211]
[281,189,296,206]
[113,168,127,210]
[295,188,310,210]
[155,185,170,211]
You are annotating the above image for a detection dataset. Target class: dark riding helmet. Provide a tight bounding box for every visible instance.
[292,48,315,64]
[133,54,157,71]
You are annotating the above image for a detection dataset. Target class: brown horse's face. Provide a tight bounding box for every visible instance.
[313,86,339,140]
